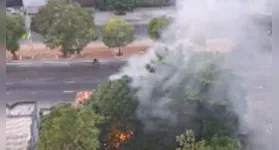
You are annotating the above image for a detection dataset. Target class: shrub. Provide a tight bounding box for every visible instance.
[147,15,172,40]
[107,0,137,15]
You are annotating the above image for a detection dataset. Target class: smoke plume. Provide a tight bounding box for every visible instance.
[110,0,272,149]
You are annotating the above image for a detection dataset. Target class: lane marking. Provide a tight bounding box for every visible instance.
[6,82,13,85]
[63,90,75,93]
[64,81,76,84]
[31,92,37,95]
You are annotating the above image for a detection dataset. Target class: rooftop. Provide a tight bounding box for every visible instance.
[6,101,38,150]
[6,117,33,150]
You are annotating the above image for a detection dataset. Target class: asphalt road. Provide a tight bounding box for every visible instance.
[6,61,126,105]
[6,52,271,107]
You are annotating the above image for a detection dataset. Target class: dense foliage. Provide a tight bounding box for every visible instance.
[37,103,103,150]
[140,51,245,150]
[106,0,137,15]
[84,76,141,150]
[147,15,172,40]
[32,0,98,57]
[176,130,240,150]
[102,18,134,56]
[84,50,246,150]
[31,0,65,35]
[6,13,25,60]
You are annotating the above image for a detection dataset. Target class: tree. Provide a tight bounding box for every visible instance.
[84,50,246,150]
[176,130,240,150]
[102,18,134,56]
[37,103,104,150]
[32,0,98,57]
[107,0,137,15]
[141,51,246,150]
[84,76,141,150]
[6,13,25,60]
[31,0,65,35]
[147,15,172,40]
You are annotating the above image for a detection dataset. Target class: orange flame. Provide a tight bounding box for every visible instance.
[74,91,93,106]
[104,129,134,150]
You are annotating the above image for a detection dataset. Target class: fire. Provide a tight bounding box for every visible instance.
[74,91,93,106]
[104,129,134,150]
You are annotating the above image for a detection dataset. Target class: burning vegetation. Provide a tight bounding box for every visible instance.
[74,91,93,106]
[104,129,134,150]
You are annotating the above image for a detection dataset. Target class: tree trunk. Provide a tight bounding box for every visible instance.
[62,51,68,58]
[76,50,81,56]
[11,51,18,60]
[117,47,123,56]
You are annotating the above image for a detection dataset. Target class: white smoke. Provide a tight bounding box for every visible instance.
[110,0,272,149]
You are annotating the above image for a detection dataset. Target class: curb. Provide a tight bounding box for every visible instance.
[6,58,128,67]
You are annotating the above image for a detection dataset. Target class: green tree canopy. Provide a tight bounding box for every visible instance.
[84,76,140,150]
[37,103,103,150]
[32,0,98,57]
[6,13,25,60]
[107,0,137,15]
[85,51,246,150]
[147,15,172,40]
[176,130,240,150]
[31,0,65,35]
[102,18,134,56]
[144,51,246,138]
[137,51,246,150]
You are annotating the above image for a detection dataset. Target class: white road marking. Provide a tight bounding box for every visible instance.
[31,92,37,95]
[6,82,13,85]
[6,92,11,95]
[63,90,75,93]
[64,81,76,84]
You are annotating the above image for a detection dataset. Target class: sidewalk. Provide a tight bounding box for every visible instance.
[6,40,152,61]
[6,39,234,62]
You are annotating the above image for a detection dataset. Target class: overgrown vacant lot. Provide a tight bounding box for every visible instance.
[6,39,233,60]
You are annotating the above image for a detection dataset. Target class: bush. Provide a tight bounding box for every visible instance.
[102,18,134,56]
[107,0,137,15]
[148,15,172,40]
[137,0,175,7]
[37,103,103,150]
[6,13,25,60]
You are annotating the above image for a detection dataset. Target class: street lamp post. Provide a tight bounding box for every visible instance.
[23,6,33,50]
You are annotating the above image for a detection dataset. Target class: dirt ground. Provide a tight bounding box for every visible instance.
[6,40,233,61]
[6,41,151,60]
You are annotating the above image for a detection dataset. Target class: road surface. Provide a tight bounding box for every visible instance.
[6,61,125,106]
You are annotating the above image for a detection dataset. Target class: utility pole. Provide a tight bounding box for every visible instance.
[23,5,33,51]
